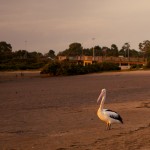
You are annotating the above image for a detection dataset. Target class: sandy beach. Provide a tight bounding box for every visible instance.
[0,70,150,150]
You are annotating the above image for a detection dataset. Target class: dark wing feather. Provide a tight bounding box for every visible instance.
[105,109,123,123]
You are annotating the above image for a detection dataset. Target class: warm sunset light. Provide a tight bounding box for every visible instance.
[1,0,150,53]
[1,1,150,149]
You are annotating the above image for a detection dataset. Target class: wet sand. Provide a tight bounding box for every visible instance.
[0,70,150,150]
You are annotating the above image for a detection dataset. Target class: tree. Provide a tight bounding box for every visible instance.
[119,48,125,57]
[13,50,29,59]
[82,48,91,56]
[129,49,139,57]
[0,41,12,53]
[0,41,12,62]
[102,47,108,56]
[120,42,130,57]
[68,43,82,56]
[57,43,83,56]
[94,46,103,56]
[139,40,150,59]
[45,50,55,59]
[111,44,119,57]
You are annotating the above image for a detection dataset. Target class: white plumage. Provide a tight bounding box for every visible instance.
[97,89,123,130]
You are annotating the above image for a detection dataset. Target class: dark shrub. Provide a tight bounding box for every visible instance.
[40,61,61,75]
[130,64,143,69]
[41,61,121,76]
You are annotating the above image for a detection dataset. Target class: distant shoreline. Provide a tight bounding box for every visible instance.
[0,69,150,77]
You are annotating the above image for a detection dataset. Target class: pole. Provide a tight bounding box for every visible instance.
[127,44,130,67]
[92,38,95,61]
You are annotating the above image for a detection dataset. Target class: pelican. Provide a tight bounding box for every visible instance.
[97,89,123,130]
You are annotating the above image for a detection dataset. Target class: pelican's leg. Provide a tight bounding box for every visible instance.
[106,123,109,130]
[108,123,111,130]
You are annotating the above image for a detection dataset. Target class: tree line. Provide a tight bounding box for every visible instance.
[0,41,56,70]
[58,42,146,58]
[1,40,150,71]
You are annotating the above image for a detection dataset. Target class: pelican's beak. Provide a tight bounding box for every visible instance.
[97,92,103,103]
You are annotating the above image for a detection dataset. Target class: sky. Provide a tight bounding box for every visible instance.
[1,0,150,54]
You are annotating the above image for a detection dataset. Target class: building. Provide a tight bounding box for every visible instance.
[58,56,146,69]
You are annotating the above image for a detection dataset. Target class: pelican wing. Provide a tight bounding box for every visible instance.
[103,109,123,123]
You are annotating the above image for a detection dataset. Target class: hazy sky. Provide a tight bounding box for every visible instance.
[1,0,150,54]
